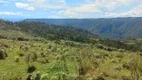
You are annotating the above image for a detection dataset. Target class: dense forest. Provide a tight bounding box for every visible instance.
[0,19,142,80]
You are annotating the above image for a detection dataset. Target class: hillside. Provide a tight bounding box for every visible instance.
[25,17,142,39]
[0,19,140,51]
[0,20,97,43]
[0,19,142,80]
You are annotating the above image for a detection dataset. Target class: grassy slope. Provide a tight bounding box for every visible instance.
[0,38,142,80]
[0,20,142,80]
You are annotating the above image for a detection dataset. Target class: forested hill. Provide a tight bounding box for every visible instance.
[0,19,141,52]
[25,17,142,39]
[0,19,97,42]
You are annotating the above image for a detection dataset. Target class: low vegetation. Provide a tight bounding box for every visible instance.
[0,19,142,80]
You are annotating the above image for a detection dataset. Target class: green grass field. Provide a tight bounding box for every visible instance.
[0,20,142,80]
[0,38,142,80]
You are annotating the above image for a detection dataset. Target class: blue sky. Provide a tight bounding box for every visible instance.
[0,0,142,19]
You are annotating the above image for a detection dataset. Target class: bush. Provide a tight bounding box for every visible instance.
[41,74,49,80]
[0,49,8,59]
[95,54,109,59]
[18,52,24,57]
[129,54,142,80]
[120,76,131,80]
[27,65,36,73]
[37,58,48,64]
[122,63,130,70]
[25,52,37,62]
[14,56,20,62]
[96,76,105,80]
[17,37,29,41]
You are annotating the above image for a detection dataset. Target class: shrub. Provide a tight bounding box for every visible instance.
[120,76,131,80]
[56,72,68,80]
[17,37,29,41]
[41,74,49,80]
[96,76,105,80]
[25,52,37,62]
[95,54,109,59]
[27,65,36,73]
[129,54,142,80]
[96,45,104,49]
[35,71,41,80]
[115,53,123,58]
[18,52,24,57]
[0,49,8,59]
[0,43,9,48]
[14,56,20,62]
[37,58,47,64]
[122,63,130,70]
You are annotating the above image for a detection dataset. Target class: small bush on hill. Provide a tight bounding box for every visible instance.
[0,49,8,59]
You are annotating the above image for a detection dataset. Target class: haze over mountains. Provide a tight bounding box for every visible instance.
[25,17,142,39]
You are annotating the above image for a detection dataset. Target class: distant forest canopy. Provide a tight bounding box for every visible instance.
[25,17,142,39]
[0,19,97,43]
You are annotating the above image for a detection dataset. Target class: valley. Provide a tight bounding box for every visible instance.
[0,19,142,80]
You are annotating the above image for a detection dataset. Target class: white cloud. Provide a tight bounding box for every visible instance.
[74,4,101,13]
[85,0,135,10]
[106,1,121,10]
[10,0,142,18]
[16,2,35,11]
[59,0,142,18]
[0,0,9,3]
[0,11,28,16]
[105,5,142,17]
[59,10,77,18]
[25,0,66,10]
[59,3,101,17]
[60,0,132,17]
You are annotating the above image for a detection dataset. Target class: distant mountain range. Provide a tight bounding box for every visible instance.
[25,17,142,39]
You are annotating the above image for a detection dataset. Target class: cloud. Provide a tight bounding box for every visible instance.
[59,0,142,18]
[59,3,101,17]
[25,0,66,10]
[0,0,9,3]
[106,1,121,10]
[105,5,142,17]
[59,10,77,18]
[85,0,137,10]
[60,0,127,17]
[0,11,28,16]
[16,2,35,11]
[8,0,142,18]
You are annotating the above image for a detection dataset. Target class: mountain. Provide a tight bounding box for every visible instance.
[0,19,97,43]
[25,17,142,39]
[0,19,140,51]
[1,19,142,80]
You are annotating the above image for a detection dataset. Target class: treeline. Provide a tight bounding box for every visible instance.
[99,39,142,52]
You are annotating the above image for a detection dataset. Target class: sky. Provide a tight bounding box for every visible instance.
[0,0,142,19]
